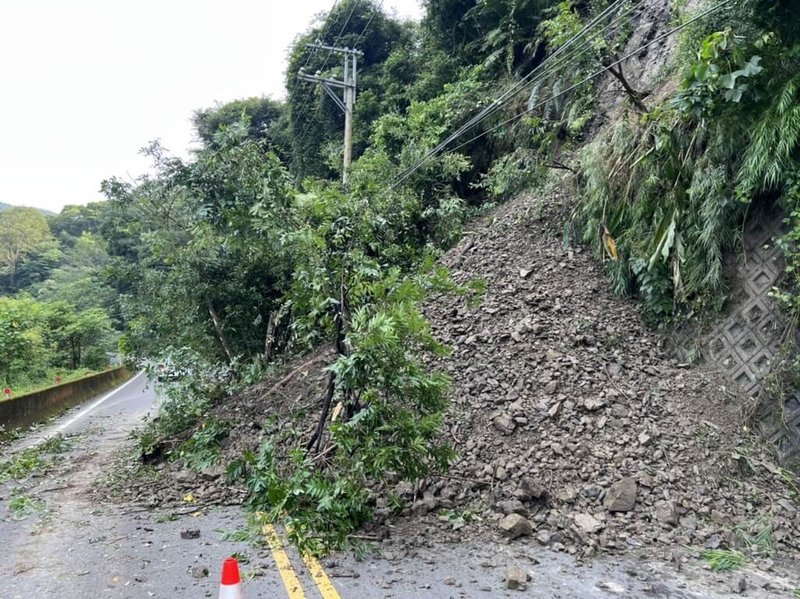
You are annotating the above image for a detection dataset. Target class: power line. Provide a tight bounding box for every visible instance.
[291,2,341,130]
[352,0,384,50]
[449,0,732,153]
[389,0,732,190]
[317,0,362,74]
[390,0,640,184]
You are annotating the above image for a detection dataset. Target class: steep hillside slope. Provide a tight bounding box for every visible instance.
[99,0,800,573]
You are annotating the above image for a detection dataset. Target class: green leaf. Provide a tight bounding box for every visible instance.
[719,73,736,89]
[648,206,678,271]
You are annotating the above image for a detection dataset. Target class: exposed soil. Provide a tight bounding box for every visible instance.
[409,189,800,557]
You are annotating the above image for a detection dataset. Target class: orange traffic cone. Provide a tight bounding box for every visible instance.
[219,557,243,599]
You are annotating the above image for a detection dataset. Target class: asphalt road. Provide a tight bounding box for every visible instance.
[0,375,796,598]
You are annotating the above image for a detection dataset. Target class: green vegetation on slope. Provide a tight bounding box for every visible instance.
[570,7,800,324]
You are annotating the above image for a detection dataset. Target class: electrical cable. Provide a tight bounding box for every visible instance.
[390,0,643,184]
[297,0,364,143]
[352,0,385,51]
[388,0,732,190]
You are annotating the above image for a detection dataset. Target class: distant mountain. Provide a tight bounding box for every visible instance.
[0,201,56,216]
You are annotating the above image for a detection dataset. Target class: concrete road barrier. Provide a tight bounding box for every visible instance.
[0,368,133,434]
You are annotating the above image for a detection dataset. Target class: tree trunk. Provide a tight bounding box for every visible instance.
[606,61,649,113]
[263,310,277,362]
[207,298,234,364]
[306,313,345,454]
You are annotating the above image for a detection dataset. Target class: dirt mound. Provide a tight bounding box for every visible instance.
[405,189,799,556]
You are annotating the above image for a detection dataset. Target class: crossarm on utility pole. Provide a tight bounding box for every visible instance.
[296,44,361,185]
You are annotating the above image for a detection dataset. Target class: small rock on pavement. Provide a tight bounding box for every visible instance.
[596,581,626,594]
[736,576,747,594]
[191,565,209,579]
[536,529,553,545]
[180,528,201,540]
[498,513,532,540]
[603,477,637,512]
[505,566,531,591]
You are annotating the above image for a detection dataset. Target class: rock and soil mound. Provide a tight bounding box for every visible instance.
[413,189,799,557]
[102,188,799,568]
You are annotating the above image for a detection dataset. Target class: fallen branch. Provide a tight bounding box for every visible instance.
[306,371,337,453]
[545,160,577,174]
[207,298,234,364]
[263,353,329,399]
[604,59,649,113]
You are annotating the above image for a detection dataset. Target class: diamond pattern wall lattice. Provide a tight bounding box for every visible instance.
[676,209,799,466]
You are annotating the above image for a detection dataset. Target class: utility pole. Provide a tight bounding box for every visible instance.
[298,43,362,185]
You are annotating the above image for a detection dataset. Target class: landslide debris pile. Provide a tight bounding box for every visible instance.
[101,192,799,559]
[410,190,799,555]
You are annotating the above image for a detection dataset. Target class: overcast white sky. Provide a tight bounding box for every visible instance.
[0,0,422,213]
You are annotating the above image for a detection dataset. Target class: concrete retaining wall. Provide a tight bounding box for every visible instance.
[671,206,800,468]
[0,368,133,433]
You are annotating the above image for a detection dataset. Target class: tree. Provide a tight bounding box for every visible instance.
[285,0,409,179]
[0,296,52,385]
[102,128,296,363]
[35,232,116,314]
[0,207,58,292]
[193,97,292,164]
[52,307,112,369]
[422,0,556,74]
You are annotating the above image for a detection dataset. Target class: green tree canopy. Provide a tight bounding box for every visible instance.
[0,207,59,292]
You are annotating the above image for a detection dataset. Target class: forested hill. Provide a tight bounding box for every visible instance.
[2,0,799,553]
[1,202,119,393]
[0,201,55,215]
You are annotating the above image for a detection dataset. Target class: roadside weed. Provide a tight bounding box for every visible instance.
[700,549,747,572]
[177,419,230,471]
[8,489,46,521]
[39,434,72,454]
[437,509,481,531]
[155,513,180,523]
[736,519,774,555]
[0,452,43,482]
[218,517,267,548]
[0,434,73,482]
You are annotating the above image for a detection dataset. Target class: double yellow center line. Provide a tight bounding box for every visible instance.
[263,523,341,599]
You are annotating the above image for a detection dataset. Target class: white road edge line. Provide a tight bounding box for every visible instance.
[21,371,146,450]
